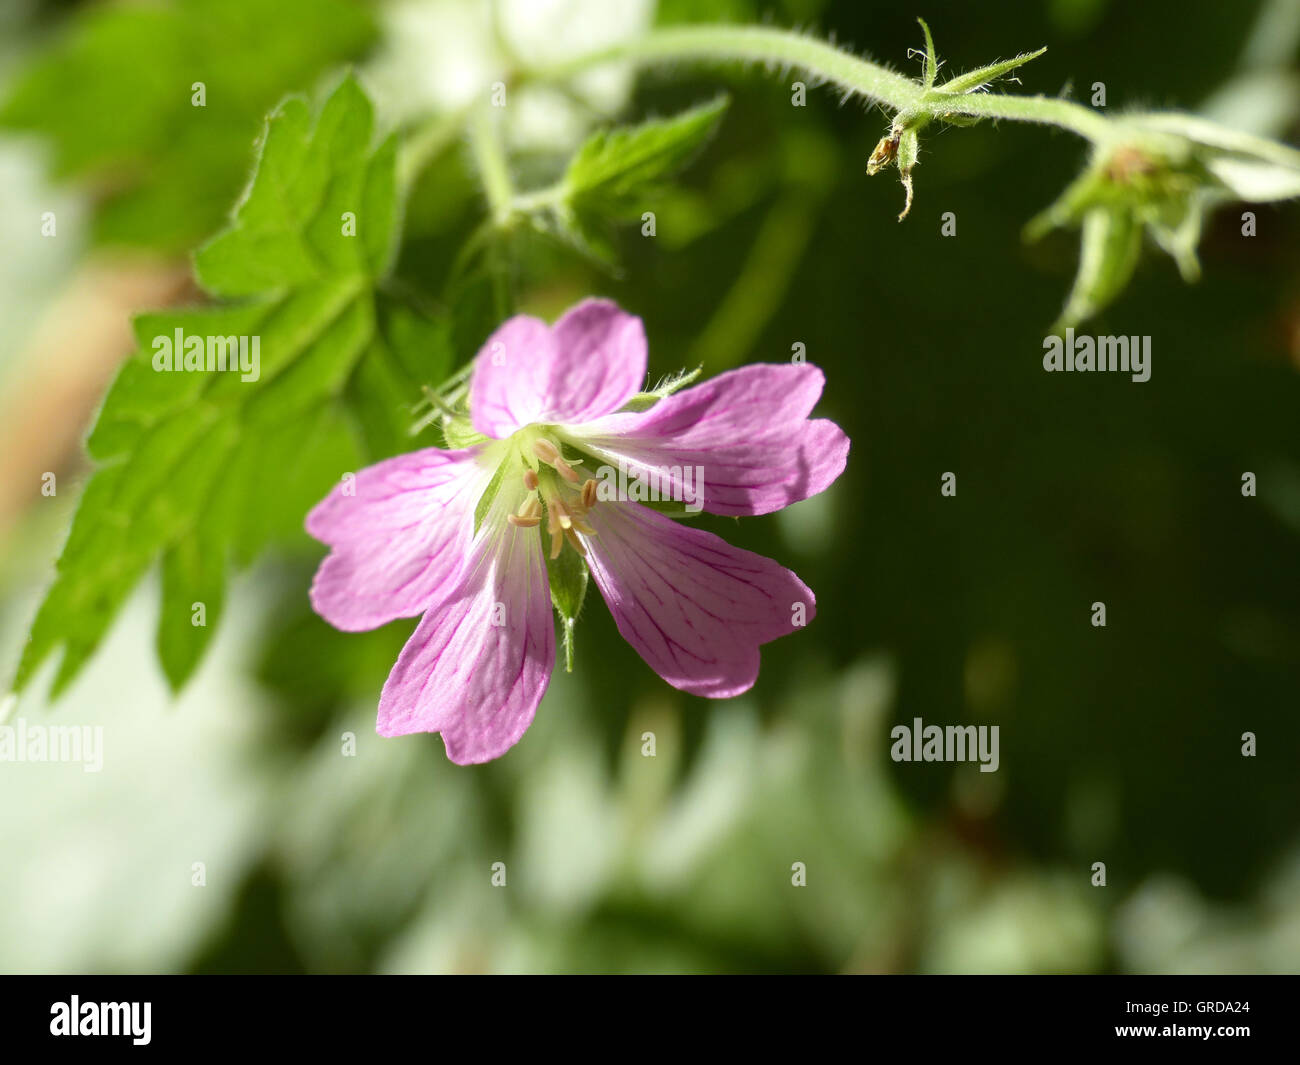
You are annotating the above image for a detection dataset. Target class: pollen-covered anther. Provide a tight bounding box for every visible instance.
[533,437,581,483]
[508,497,541,528]
[522,468,539,491]
[580,478,598,508]
[532,438,561,464]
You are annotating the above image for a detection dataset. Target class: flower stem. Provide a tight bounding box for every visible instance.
[467,106,515,225]
[535,24,924,111]
[928,90,1113,142]
[397,106,469,191]
[532,23,1113,143]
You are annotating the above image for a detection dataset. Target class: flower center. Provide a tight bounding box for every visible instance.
[505,430,598,560]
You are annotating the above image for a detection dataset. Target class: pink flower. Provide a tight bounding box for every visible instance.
[306,299,849,764]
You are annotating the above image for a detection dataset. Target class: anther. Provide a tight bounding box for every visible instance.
[580,479,597,508]
[508,513,541,528]
[522,468,539,491]
[532,438,561,464]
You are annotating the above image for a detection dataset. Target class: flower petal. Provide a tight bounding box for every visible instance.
[470,298,647,438]
[377,493,556,764]
[568,363,848,516]
[581,501,814,697]
[306,445,495,632]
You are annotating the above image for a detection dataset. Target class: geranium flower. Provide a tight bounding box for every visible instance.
[306,298,849,763]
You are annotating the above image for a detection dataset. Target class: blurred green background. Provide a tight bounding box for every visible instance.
[1,0,1298,973]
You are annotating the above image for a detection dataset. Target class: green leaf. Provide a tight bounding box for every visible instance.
[554,95,730,257]
[157,526,226,691]
[564,95,731,209]
[546,547,589,673]
[0,0,376,252]
[349,298,455,458]
[15,75,403,696]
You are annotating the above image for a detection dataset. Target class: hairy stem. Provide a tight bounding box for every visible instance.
[535,24,925,112]
[532,24,1116,143]
[928,90,1113,142]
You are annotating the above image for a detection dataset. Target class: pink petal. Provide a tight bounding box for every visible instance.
[306,446,493,632]
[377,505,556,764]
[581,501,815,698]
[570,363,848,516]
[471,298,647,438]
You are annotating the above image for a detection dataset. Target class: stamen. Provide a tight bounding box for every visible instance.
[532,438,561,464]
[563,528,587,556]
[525,455,596,559]
[551,498,573,530]
[554,456,580,483]
[508,513,541,528]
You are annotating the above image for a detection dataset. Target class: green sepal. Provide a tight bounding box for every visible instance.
[620,367,703,412]
[1053,206,1143,331]
[917,19,938,91]
[935,47,1047,96]
[443,415,487,449]
[473,460,508,535]
[546,544,589,673]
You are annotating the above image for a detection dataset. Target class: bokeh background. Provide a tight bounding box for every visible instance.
[2,0,1298,974]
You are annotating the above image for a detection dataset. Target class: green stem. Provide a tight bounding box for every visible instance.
[421,20,1300,252]
[927,91,1113,142]
[531,24,1112,143]
[397,106,469,190]
[467,106,515,224]
[534,24,925,112]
